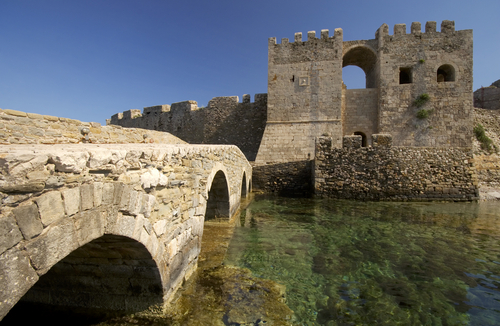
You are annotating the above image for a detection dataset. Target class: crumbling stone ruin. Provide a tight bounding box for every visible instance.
[474,79,500,110]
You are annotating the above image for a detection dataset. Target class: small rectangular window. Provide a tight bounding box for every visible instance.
[399,67,412,84]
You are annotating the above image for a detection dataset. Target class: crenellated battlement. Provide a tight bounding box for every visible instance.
[111,94,267,122]
[269,28,343,46]
[376,20,457,38]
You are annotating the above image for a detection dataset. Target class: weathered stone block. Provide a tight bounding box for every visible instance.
[0,215,23,255]
[80,184,94,211]
[372,134,393,147]
[0,247,39,320]
[61,187,80,216]
[94,182,103,207]
[343,135,362,148]
[24,217,78,274]
[12,203,44,240]
[74,209,105,246]
[35,191,65,226]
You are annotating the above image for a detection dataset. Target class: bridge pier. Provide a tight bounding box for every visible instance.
[0,144,251,320]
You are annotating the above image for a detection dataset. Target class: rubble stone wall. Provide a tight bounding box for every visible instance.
[314,135,478,201]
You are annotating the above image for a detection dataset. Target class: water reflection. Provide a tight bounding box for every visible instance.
[225,196,500,325]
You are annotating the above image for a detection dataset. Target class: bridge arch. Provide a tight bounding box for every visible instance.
[241,171,248,197]
[1,199,169,319]
[205,168,231,221]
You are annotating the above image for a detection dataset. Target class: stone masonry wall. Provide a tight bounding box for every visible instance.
[252,160,313,197]
[376,21,473,147]
[474,81,500,110]
[0,109,185,145]
[255,29,344,164]
[0,144,251,319]
[342,87,378,144]
[314,135,478,201]
[109,94,267,161]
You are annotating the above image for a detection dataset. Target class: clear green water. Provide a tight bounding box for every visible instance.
[224,196,500,326]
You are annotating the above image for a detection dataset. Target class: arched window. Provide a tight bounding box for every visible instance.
[437,64,455,82]
[342,46,377,89]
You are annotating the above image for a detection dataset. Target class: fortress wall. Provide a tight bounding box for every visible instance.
[474,87,500,110]
[376,21,473,147]
[342,88,378,144]
[314,135,478,201]
[251,160,313,197]
[0,109,185,145]
[109,94,267,161]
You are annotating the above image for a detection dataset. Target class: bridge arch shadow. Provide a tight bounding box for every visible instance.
[205,170,230,221]
[4,234,163,323]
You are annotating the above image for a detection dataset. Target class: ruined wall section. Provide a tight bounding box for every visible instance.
[0,109,185,145]
[255,29,344,164]
[110,94,267,161]
[376,21,473,147]
[474,80,500,110]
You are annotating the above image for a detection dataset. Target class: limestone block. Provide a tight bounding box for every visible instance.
[0,181,45,193]
[141,168,168,189]
[80,184,94,211]
[35,191,65,226]
[74,209,105,246]
[94,182,103,207]
[141,194,156,218]
[88,150,112,168]
[101,183,115,205]
[50,151,89,173]
[153,219,167,236]
[124,190,143,216]
[107,214,136,238]
[12,203,43,240]
[0,247,39,320]
[0,215,23,255]
[61,187,80,216]
[24,217,78,274]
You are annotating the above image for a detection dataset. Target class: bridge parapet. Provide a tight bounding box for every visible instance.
[0,144,251,320]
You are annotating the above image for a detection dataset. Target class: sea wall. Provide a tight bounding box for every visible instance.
[0,109,185,145]
[252,160,312,197]
[314,135,478,201]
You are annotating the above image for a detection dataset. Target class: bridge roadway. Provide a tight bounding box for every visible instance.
[0,143,251,320]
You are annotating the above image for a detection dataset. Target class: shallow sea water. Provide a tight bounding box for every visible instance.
[225,195,500,325]
[3,196,500,326]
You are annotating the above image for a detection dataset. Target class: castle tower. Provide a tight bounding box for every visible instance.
[255,20,473,165]
[254,29,344,164]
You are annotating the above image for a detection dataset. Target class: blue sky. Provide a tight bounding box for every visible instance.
[1,0,499,124]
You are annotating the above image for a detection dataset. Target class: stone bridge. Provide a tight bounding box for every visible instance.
[0,143,251,320]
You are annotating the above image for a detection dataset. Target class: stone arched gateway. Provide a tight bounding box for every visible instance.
[0,144,251,320]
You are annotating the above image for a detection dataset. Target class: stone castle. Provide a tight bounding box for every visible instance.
[110,20,473,160]
[109,20,477,200]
